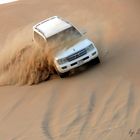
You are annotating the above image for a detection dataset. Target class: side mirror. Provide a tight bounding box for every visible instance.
[80,29,87,35]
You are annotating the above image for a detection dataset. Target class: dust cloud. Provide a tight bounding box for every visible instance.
[0,27,53,85]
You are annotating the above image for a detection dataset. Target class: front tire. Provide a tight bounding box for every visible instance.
[57,71,70,78]
[92,57,100,65]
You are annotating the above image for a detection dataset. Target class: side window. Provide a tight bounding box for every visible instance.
[34,31,46,46]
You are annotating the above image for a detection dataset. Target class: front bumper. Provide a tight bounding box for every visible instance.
[54,49,98,73]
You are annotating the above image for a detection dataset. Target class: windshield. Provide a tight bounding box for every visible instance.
[47,26,83,48]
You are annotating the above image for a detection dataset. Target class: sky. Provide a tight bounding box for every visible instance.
[0,0,18,4]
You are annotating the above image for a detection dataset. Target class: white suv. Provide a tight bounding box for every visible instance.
[33,16,100,77]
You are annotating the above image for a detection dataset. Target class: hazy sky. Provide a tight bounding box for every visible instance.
[0,0,17,4]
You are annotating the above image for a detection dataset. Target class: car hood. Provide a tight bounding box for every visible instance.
[55,39,93,59]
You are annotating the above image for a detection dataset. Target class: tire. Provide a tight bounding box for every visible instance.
[95,57,100,64]
[57,71,70,78]
[91,57,100,65]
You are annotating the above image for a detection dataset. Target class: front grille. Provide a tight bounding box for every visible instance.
[67,49,87,62]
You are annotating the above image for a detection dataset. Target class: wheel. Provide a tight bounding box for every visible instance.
[92,57,100,65]
[57,71,70,78]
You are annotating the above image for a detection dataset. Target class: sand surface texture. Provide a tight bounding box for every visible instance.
[0,0,140,139]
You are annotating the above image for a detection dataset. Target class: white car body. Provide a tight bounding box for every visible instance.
[33,16,99,75]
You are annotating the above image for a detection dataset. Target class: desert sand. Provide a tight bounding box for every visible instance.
[0,0,140,139]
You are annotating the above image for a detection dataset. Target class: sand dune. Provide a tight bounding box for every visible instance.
[0,0,140,139]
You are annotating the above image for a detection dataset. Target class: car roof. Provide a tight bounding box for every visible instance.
[33,16,72,38]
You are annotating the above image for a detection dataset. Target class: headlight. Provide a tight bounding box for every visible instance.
[57,58,67,65]
[86,44,94,52]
